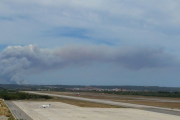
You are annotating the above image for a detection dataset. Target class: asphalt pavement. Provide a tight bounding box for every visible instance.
[25,91,180,116]
[5,101,32,120]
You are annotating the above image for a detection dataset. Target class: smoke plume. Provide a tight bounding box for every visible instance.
[0,44,177,84]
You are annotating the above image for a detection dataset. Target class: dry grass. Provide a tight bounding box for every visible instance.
[0,101,15,120]
[26,97,123,108]
[38,91,180,109]
[38,91,136,100]
[116,100,180,109]
[44,91,180,100]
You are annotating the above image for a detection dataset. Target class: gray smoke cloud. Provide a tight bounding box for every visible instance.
[0,44,177,84]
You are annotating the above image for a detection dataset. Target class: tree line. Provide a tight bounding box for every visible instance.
[0,90,52,100]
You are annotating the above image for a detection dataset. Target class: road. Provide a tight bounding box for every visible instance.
[5,101,32,120]
[25,91,180,116]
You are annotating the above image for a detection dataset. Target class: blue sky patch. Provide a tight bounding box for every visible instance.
[0,44,8,52]
[45,27,116,45]
[46,27,91,39]
[0,17,13,21]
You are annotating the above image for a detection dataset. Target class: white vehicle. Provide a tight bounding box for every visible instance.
[40,104,51,108]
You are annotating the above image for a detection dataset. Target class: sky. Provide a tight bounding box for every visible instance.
[0,0,180,86]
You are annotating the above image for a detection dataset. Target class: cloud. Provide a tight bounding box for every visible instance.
[0,44,177,84]
[1,0,180,49]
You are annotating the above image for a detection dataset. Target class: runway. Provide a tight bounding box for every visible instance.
[25,91,180,116]
[13,101,180,120]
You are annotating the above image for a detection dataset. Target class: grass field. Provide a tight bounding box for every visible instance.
[26,97,123,108]
[114,100,180,109]
[38,91,180,109]
[38,91,180,100]
[0,101,15,120]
